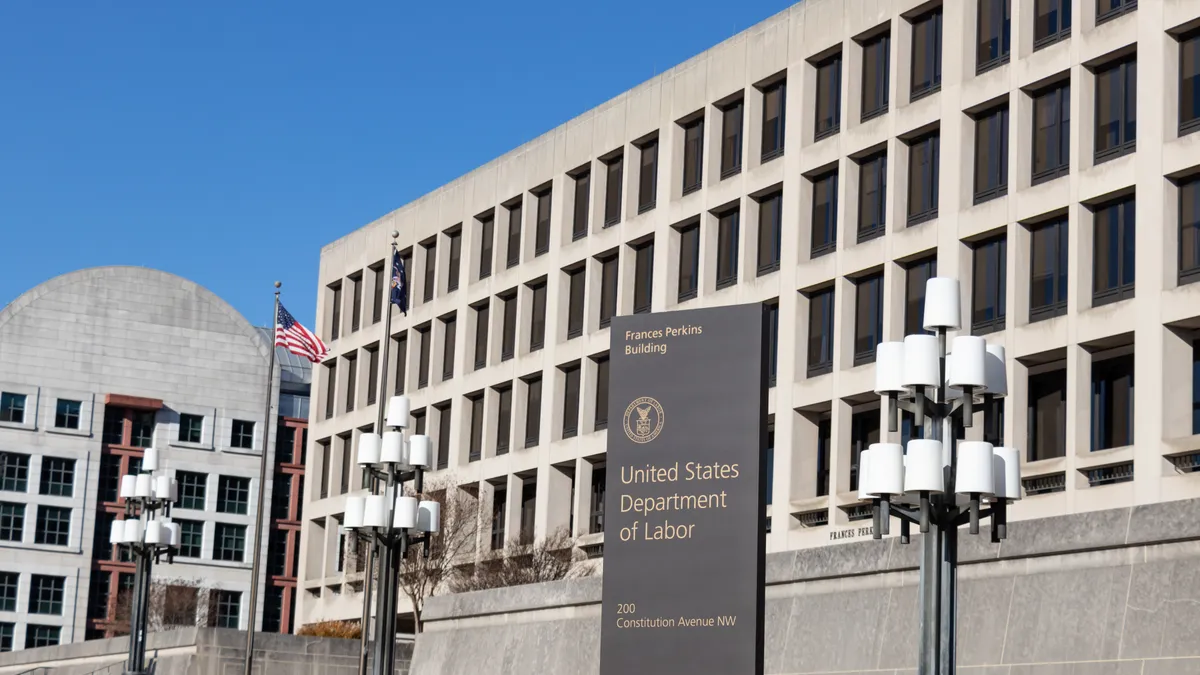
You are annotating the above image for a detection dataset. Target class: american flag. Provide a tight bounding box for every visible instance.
[275,304,329,363]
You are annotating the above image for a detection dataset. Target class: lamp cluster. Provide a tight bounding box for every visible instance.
[859,276,1021,542]
[109,447,181,555]
[342,395,440,540]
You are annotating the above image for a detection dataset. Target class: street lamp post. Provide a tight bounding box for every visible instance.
[859,276,1022,675]
[109,447,180,675]
[343,395,440,675]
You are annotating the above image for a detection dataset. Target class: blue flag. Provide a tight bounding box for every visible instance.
[390,251,408,315]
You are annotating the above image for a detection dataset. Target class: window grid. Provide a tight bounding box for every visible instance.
[0,502,24,541]
[214,523,246,562]
[39,457,74,497]
[176,471,207,510]
[231,420,254,450]
[35,506,70,546]
[0,572,16,611]
[55,399,81,430]
[0,452,28,492]
[213,590,241,628]
[29,575,64,615]
[25,625,59,649]
[179,413,203,444]
[0,393,26,425]
[217,476,250,515]
[177,519,203,558]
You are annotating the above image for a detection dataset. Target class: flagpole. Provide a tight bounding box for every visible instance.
[244,282,281,675]
[359,230,400,675]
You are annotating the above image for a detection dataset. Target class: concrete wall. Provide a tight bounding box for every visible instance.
[0,628,412,675]
[411,497,1200,675]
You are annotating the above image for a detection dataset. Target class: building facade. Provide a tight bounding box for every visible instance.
[0,267,308,651]
[299,0,1200,628]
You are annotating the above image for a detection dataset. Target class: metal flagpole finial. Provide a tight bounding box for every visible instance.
[391,230,399,242]
[274,281,282,290]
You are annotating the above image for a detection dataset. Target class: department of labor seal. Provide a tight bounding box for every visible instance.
[623,396,664,444]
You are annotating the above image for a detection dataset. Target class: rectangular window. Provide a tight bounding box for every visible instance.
[507,201,522,268]
[599,255,618,328]
[811,171,838,257]
[761,81,786,161]
[25,625,60,649]
[1093,198,1136,305]
[633,242,654,314]
[267,531,287,574]
[349,272,362,333]
[177,519,203,558]
[562,364,581,438]
[217,476,250,515]
[447,229,462,291]
[807,287,835,377]
[678,224,700,301]
[175,470,207,510]
[858,152,887,241]
[815,54,842,139]
[1030,219,1069,320]
[1181,177,1200,284]
[39,457,74,497]
[328,282,341,342]
[530,282,547,351]
[604,156,623,227]
[442,314,457,380]
[370,260,385,324]
[765,302,779,387]
[496,385,512,455]
[1094,59,1137,163]
[0,503,23,541]
[849,408,881,491]
[683,118,704,194]
[34,506,69,546]
[854,274,884,365]
[130,410,154,448]
[905,257,938,336]
[816,417,831,496]
[757,193,782,275]
[535,191,551,255]
[394,334,407,395]
[214,523,246,562]
[324,361,336,419]
[271,473,291,520]
[519,480,536,544]
[0,622,12,651]
[0,452,28,492]
[572,170,590,240]
[0,572,15,611]
[422,242,436,303]
[974,106,1009,203]
[212,590,241,628]
[501,294,517,361]
[1033,83,1070,184]
[231,419,255,449]
[490,488,506,550]
[54,399,81,429]
[978,0,1011,73]
[263,586,284,633]
[366,344,379,406]
[972,235,1008,334]
[861,33,890,121]
[468,395,484,462]
[525,376,542,448]
[721,101,744,178]
[179,413,203,444]
[717,208,740,288]
[595,355,610,430]
[479,214,494,279]
[275,425,294,465]
[474,303,489,370]
[318,440,331,499]
[911,9,943,99]
[638,140,658,213]
[1034,0,1071,48]
[590,466,606,533]
[0,392,26,425]
[1193,341,1200,435]
[436,404,451,470]
[1182,34,1200,136]
[1092,354,1134,451]
[417,325,431,387]
[30,575,65,615]
[907,133,939,225]
[1097,0,1137,24]
[99,454,121,502]
[567,268,585,338]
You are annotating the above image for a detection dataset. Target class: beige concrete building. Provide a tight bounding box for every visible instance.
[298,0,1200,628]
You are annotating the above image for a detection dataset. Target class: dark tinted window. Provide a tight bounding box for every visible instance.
[417,325,431,388]
[761,81,786,161]
[862,33,890,120]
[604,156,623,227]
[441,315,456,380]
[501,294,517,361]
[474,304,489,370]
[905,257,937,336]
[1029,366,1067,461]
[971,235,1007,334]
[683,119,704,194]
[974,106,1009,204]
[469,395,484,462]
[1034,0,1071,48]
[978,0,1011,72]
[807,287,835,376]
[447,230,462,291]
[1093,198,1136,305]
[1030,219,1069,320]
[1092,354,1134,450]
[422,243,436,303]
[721,101,744,177]
[907,133,939,225]
[572,170,590,240]
[496,386,512,455]
[1094,59,1137,162]
[1180,177,1200,283]
[678,224,700,301]
[436,404,451,470]
[765,302,779,387]
[854,274,884,365]
[717,209,740,288]
[638,140,658,213]
[563,365,581,438]
[535,191,552,255]
[815,54,842,139]
[1033,83,1070,183]
[599,256,618,328]
[911,9,942,98]
[567,268,585,338]
[529,282,547,351]
[525,376,542,447]
[595,356,610,430]
[507,201,522,268]
[811,171,838,257]
[757,193,782,274]
[1097,0,1137,24]
[633,242,654,314]
[858,152,887,241]
[1182,34,1200,135]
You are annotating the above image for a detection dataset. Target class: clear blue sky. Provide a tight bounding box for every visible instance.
[0,0,792,327]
